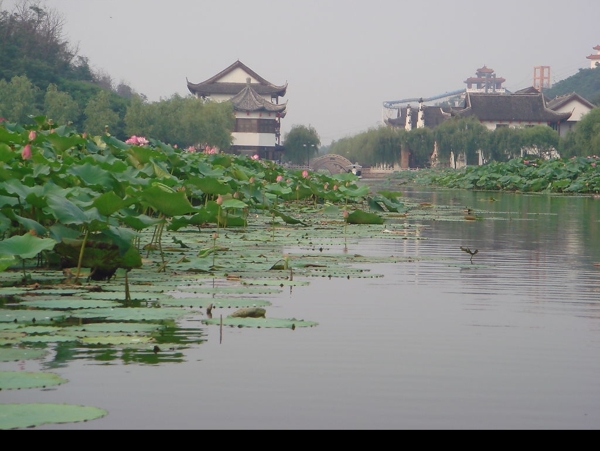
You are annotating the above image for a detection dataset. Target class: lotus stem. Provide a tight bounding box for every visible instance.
[74,228,89,283]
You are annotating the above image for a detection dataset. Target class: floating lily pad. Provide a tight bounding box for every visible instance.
[79,335,155,346]
[166,286,283,295]
[159,297,272,309]
[202,317,318,329]
[18,299,122,309]
[0,403,107,430]
[0,370,67,390]
[0,309,67,324]
[64,322,164,334]
[241,279,309,287]
[79,291,162,301]
[67,307,196,322]
[0,347,47,362]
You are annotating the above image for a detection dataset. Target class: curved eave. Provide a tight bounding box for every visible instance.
[187,81,287,98]
[230,85,288,113]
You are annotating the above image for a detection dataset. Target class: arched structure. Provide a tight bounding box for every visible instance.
[310,154,355,175]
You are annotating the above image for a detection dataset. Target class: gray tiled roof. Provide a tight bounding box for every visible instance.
[230,84,287,113]
[454,92,572,123]
[187,60,287,97]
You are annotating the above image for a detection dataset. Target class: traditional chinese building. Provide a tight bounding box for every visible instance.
[586,45,600,69]
[453,88,572,133]
[545,92,596,137]
[464,66,506,93]
[187,60,287,160]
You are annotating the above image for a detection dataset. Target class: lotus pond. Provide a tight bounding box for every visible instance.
[2,176,600,429]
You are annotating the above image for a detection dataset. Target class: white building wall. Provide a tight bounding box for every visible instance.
[552,100,592,121]
[232,132,276,147]
[219,68,259,84]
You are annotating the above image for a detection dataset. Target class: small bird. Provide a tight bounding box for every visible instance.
[460,246,478,263]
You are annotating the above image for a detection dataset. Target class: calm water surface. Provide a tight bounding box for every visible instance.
[3,182,600,429]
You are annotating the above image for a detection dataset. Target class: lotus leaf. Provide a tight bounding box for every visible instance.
[0,403,108,430]
[202,317,318,329]
[0,370,67,390]
[0,347,47,362]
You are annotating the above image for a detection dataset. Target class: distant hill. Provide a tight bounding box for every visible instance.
[543,67,600,105]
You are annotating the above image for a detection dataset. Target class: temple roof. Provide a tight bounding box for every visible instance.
[187,60,287,97]
[476,66,495,74]
[230,82,287,114]
[453,92,572,123]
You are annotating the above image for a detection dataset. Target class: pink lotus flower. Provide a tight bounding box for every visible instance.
[276,175,283,182]
[251,154,259,160]
[333,185,338,190]
[21,144,32,160]
[302,170,309,178]
[187,146,195,152]
[216,195,223,205]
[28,130,36,141]
[125,135,149,146]
[592,163,597,167]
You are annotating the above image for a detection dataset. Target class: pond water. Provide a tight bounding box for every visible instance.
[2,181,600,429]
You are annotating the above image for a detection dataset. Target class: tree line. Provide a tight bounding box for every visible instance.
[319,109,600,168]
[0,0,234,149]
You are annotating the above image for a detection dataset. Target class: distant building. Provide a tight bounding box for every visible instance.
[545,92,596,137]
[464,66,506,93]
[452,88,572,134]
[384,98,452,130]
[187,60,287,160]
[586,45,600,69]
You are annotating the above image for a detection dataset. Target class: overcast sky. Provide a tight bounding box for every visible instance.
[4,0,599,144]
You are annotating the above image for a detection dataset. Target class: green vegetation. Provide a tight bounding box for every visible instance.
[543,67,600,105]
[0,0,234,147]
[282,124,320,164]
[328,117,576,168]
[392,155,600,194]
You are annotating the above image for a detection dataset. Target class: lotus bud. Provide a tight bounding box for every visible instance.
[21,144,32,160]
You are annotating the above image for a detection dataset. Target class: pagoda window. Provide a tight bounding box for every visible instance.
[235,118,277,134]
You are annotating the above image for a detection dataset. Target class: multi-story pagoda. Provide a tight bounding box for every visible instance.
[586,45,600,69]
[464,66,506,93]
[187,60,287,161]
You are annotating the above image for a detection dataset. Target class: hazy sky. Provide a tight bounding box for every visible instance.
[4,0,599,144]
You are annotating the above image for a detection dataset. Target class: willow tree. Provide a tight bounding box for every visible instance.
[433,117,488,165]
[559,107,600,158]
[404,127,434,168]
[282,124,320,164]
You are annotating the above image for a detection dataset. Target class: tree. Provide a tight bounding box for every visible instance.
[44,83,79,125]
[282,125,320,164]
[404,127,434,168]
[0,75,39,123]
[84,90,119,136]
[520,125,559,157]
[560,107,600,157]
